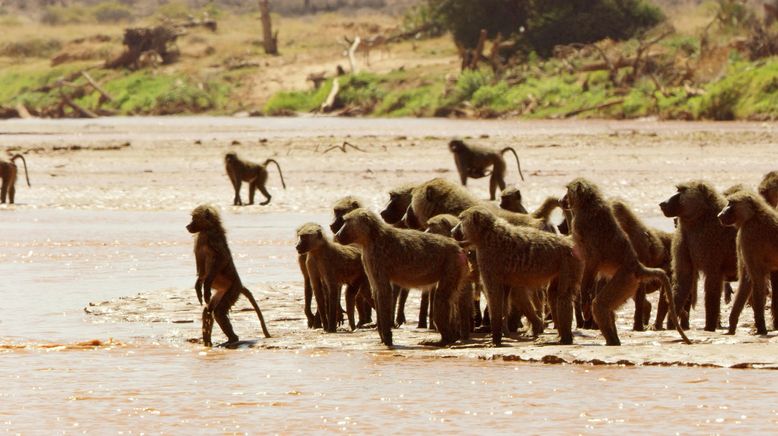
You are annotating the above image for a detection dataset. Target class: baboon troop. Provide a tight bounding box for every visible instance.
[448,139,524,200]
[224,152,286,206]
[187,204,270,346]
[0,154,30,204]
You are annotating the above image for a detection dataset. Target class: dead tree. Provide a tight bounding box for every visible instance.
[259,0,279,55]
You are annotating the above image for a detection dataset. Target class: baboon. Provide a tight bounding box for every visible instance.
[187,205,271,346]
[295,223,372,332]
[452,206,582,345]
[334,209,468,347]
[499,186,529,214]
[330,196,363,233]
[758,171,778,328]
[449,139,525,200]
[404,178,546,230]
[0,154,30,204]
[224,152,286,206]
[380,183,415,225]
[500,187,562,233]
[610,199,673,331]
[659,180,737,332]
[298,253,321,328]
[719,191,778,334]
[561,178,690,346]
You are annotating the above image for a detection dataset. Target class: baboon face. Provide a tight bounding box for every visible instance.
[296,223,325,254]
[380,191,412,224]
[660,184,707,219]
[224,152,238,164]
[402,205,421,229]
[448,139,466,153]
[187,205,219,233]
[331,199,361,233]
[718,194,756,227]
[425,215,458,236]
[560,178,596,211]
[334,209,371,246]
[763,188,778,209]
[455,206,494,245]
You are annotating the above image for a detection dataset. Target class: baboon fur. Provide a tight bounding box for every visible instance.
[659,180,737,332]
[0,154,30,204]
[719,191,778,334]
[449,139,524,200]
[611,199,672,331]
[224,152,286,206]
[295,223,372,332]
[562,178,690,346]
[758,171,778,329]
[334,209,468,347]
[187,204,271,346]
[452,206,581,345]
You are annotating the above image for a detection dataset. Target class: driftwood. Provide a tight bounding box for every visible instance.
[81,71,113,103]
[320,141,366,154]
[346,36,361,73]
[320,78,340,113]
[564,99,624,118]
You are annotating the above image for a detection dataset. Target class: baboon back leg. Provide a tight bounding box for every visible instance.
[751,276,769,335]
[373,279,394,346]
[473,285,483,327]
[302,265,315,328]
[417,290,429,329]
[248,181,257,205]
[552,287,574,345]
[771,272,778,330]
[592,270,638,346]
[325,281,341,333]
[489,174,498,201]
[8,184,14,204]
[728,273,752,334]
[431,277,460,345]
[202,307,214,347]
[654,292,668,330]
[310,272,328,330]
[633,285,647,332]
[0,180,7,204]
[258,184,272,206]
[231,177,242,206]
[345,283,358,331]
[515,288,544,337]
[703,274,724,332]
[394,287,409,327]
[672,251,696,330]
[482,276,505,346]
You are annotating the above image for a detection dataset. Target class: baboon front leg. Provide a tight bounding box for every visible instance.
[258,184,272,206]
[248,181,257,205]
[633,285,647,331]
[703,274,724,332]
[345,283,358,331]
[727,272,752,335]
[553,288,574,345]
[309,271,328,330]
[515,288,544,337]
[672,253,697,330]
[231,177,242,206]
[654,291,669,330]
[750,272,768,335]
[0,180,7,204]
[374,279,394,347]
[324,281,341,333]
[303,273,315,328]
[482,277,505,346]
[771,272,778,330]
[8,184,14,204]
[202,307,214,347]
[430,280,459,346]
[417,290,429,329]
[489,173,498,201]
[394,287,409,327]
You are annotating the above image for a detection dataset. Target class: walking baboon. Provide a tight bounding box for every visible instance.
[449,139,525,200]
[224,152,286,206]
[561,178,690,346]
[380,183,415,225]
[452,206,581,345]
[758,171,778,328]
[719,191,778,335]
[295,223,372,332]
[659,180,737,332]
[610,199,672,331]
[187,205,271,346]
[334,209,468,347]
[0,154,30,204]
[404,178,545,230]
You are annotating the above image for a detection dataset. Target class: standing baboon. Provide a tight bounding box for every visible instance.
[659,181,737,331]
[224,152,286,206]
[561,178,690,346]
[452,206,581,345]
[719,191,778,335]
[449,139,525,200]
[758,171,778,328]
[295,223,372,332]
[334,209,468,347]
[610,199,673,331]
[0,154,30,204]
[187,205,270,346]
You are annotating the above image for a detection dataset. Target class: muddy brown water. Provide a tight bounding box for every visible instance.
[2,117,778,432]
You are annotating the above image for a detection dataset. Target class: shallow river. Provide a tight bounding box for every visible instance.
[2,117,777,433]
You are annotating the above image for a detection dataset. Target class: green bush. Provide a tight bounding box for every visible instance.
[264,81,332,115]
[92,2,133,23]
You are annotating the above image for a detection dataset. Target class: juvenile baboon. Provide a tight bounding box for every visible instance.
[452,206,582,345]
[500,187,562,233]
[562,178,690,346]
[224,152,286,206]
[499,186,529,214]
[758,171,778,328]
[0,154,30,204]
[719,191,778,334]
[334,209,468,347]
[610,199,673,331]
[449,139,525,200]
[295,223,372,332]
[187,205,271,346]
[380,183,415,225]
[659,180,738,332]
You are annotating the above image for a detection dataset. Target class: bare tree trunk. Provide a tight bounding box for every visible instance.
[259,0,279,55]
[304,0,311,13]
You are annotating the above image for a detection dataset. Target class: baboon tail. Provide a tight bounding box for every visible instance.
[242,287,271,338]
[531,196,561,222]
[640,266,691,344]
[10,154,30,187]
[500,147,524,181]
[264,159,286,189]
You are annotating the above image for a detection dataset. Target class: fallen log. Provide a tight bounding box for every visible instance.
[564,99,624,118]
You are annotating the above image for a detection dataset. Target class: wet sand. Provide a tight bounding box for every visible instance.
[1,117,777,432]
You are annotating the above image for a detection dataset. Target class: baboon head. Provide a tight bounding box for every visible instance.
[296,222,326,254]
[402,205,422,229]
[331,196,363,233]
[453,206,496,246]
[380,184,414,224]
[499,186,523,211]
[187,204,222,233]
[448,139,466,154]
[758,171,778,208]
[718,192,760,227]
[659,181,719,220]
[334,208,378,246]
[722,183,750,198]
[224,152,238,165]
[424,214,460,236]
[560,178,601,211]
